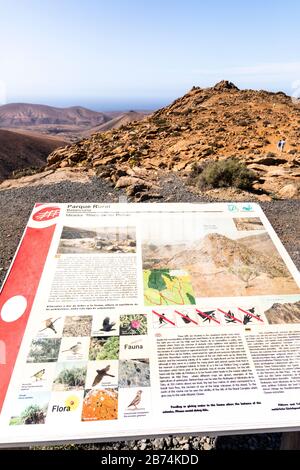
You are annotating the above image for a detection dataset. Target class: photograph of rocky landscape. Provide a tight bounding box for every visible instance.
[233,217,264,231]
[142,228,300,297]
[263,297,300,324]
[57,225,136,254]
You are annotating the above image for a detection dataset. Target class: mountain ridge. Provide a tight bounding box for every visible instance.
[46,81,300,200]
[0,103,111,127]
[264,300,300,324]
[145,232,290,279]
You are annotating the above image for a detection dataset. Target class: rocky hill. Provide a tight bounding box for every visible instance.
[0,129,65,181]
[264,300,300,324]
[47,81,300,200]
[60,226,97,239]
[144,232,290,279]
[143,231,299,297]
[200,233,289,278]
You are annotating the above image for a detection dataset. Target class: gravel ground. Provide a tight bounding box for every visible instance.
[0,175,299,450]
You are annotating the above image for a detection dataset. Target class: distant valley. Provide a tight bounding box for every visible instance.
[0,103,148,180]
[0,129,66,181]
[0,103,148,141]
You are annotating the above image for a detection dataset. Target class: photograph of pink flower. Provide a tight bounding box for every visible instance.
[119,315,147,336]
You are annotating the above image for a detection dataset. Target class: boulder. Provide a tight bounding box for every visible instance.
[115,176,147,188]
[213,80,239,91]
[277,183,300,199]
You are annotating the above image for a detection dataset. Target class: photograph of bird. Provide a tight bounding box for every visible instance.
[62,341,82,355]
[31,369,46,381]
[39,317,61,334]
[127,390,142,409]
[92,365,115,387]
[100,316,116,332]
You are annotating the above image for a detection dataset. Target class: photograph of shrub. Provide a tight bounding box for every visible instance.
[9,392,50,425]
[119,314,147,336]
[81,388,118,421]
[63,315,93,337]
[53,362,87,391]
[89,336,119,360]
[27,338,61,363]
[118,359,150,387]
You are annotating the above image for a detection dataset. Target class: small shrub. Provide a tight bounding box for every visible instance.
[197,158,256,190]
[12,166,43,179]
[54,366,86,388]
[151,116,169,127]
[89,336,119,360]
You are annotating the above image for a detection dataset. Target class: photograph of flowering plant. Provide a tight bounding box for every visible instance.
[119,315,147,336]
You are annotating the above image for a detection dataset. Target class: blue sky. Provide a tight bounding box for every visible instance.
[1,0,300,110]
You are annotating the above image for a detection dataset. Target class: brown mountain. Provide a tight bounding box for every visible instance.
[200,233,289,278]
[0,103,110,128]
[47,81,300,199]
[0,103,118,142]
[0,129,65,181]
[143,231,300,297]
[83,111,148,136]
[0,104,148,143]
[145,232,290,278]
[264,300,300,324]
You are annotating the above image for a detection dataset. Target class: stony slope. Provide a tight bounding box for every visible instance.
[60,226,97,239]
[0,129,65,180]
[47,81,300,199]
[264,300,300,324]
[145,232,290,279]
[201,233,289,277]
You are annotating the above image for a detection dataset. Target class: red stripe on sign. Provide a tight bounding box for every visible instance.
[196,308,221,324]
[217,308,243,324]
[238,307,264,322]
[152,310,176,326]
[174,310,198,325]
[0,224,56,412]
